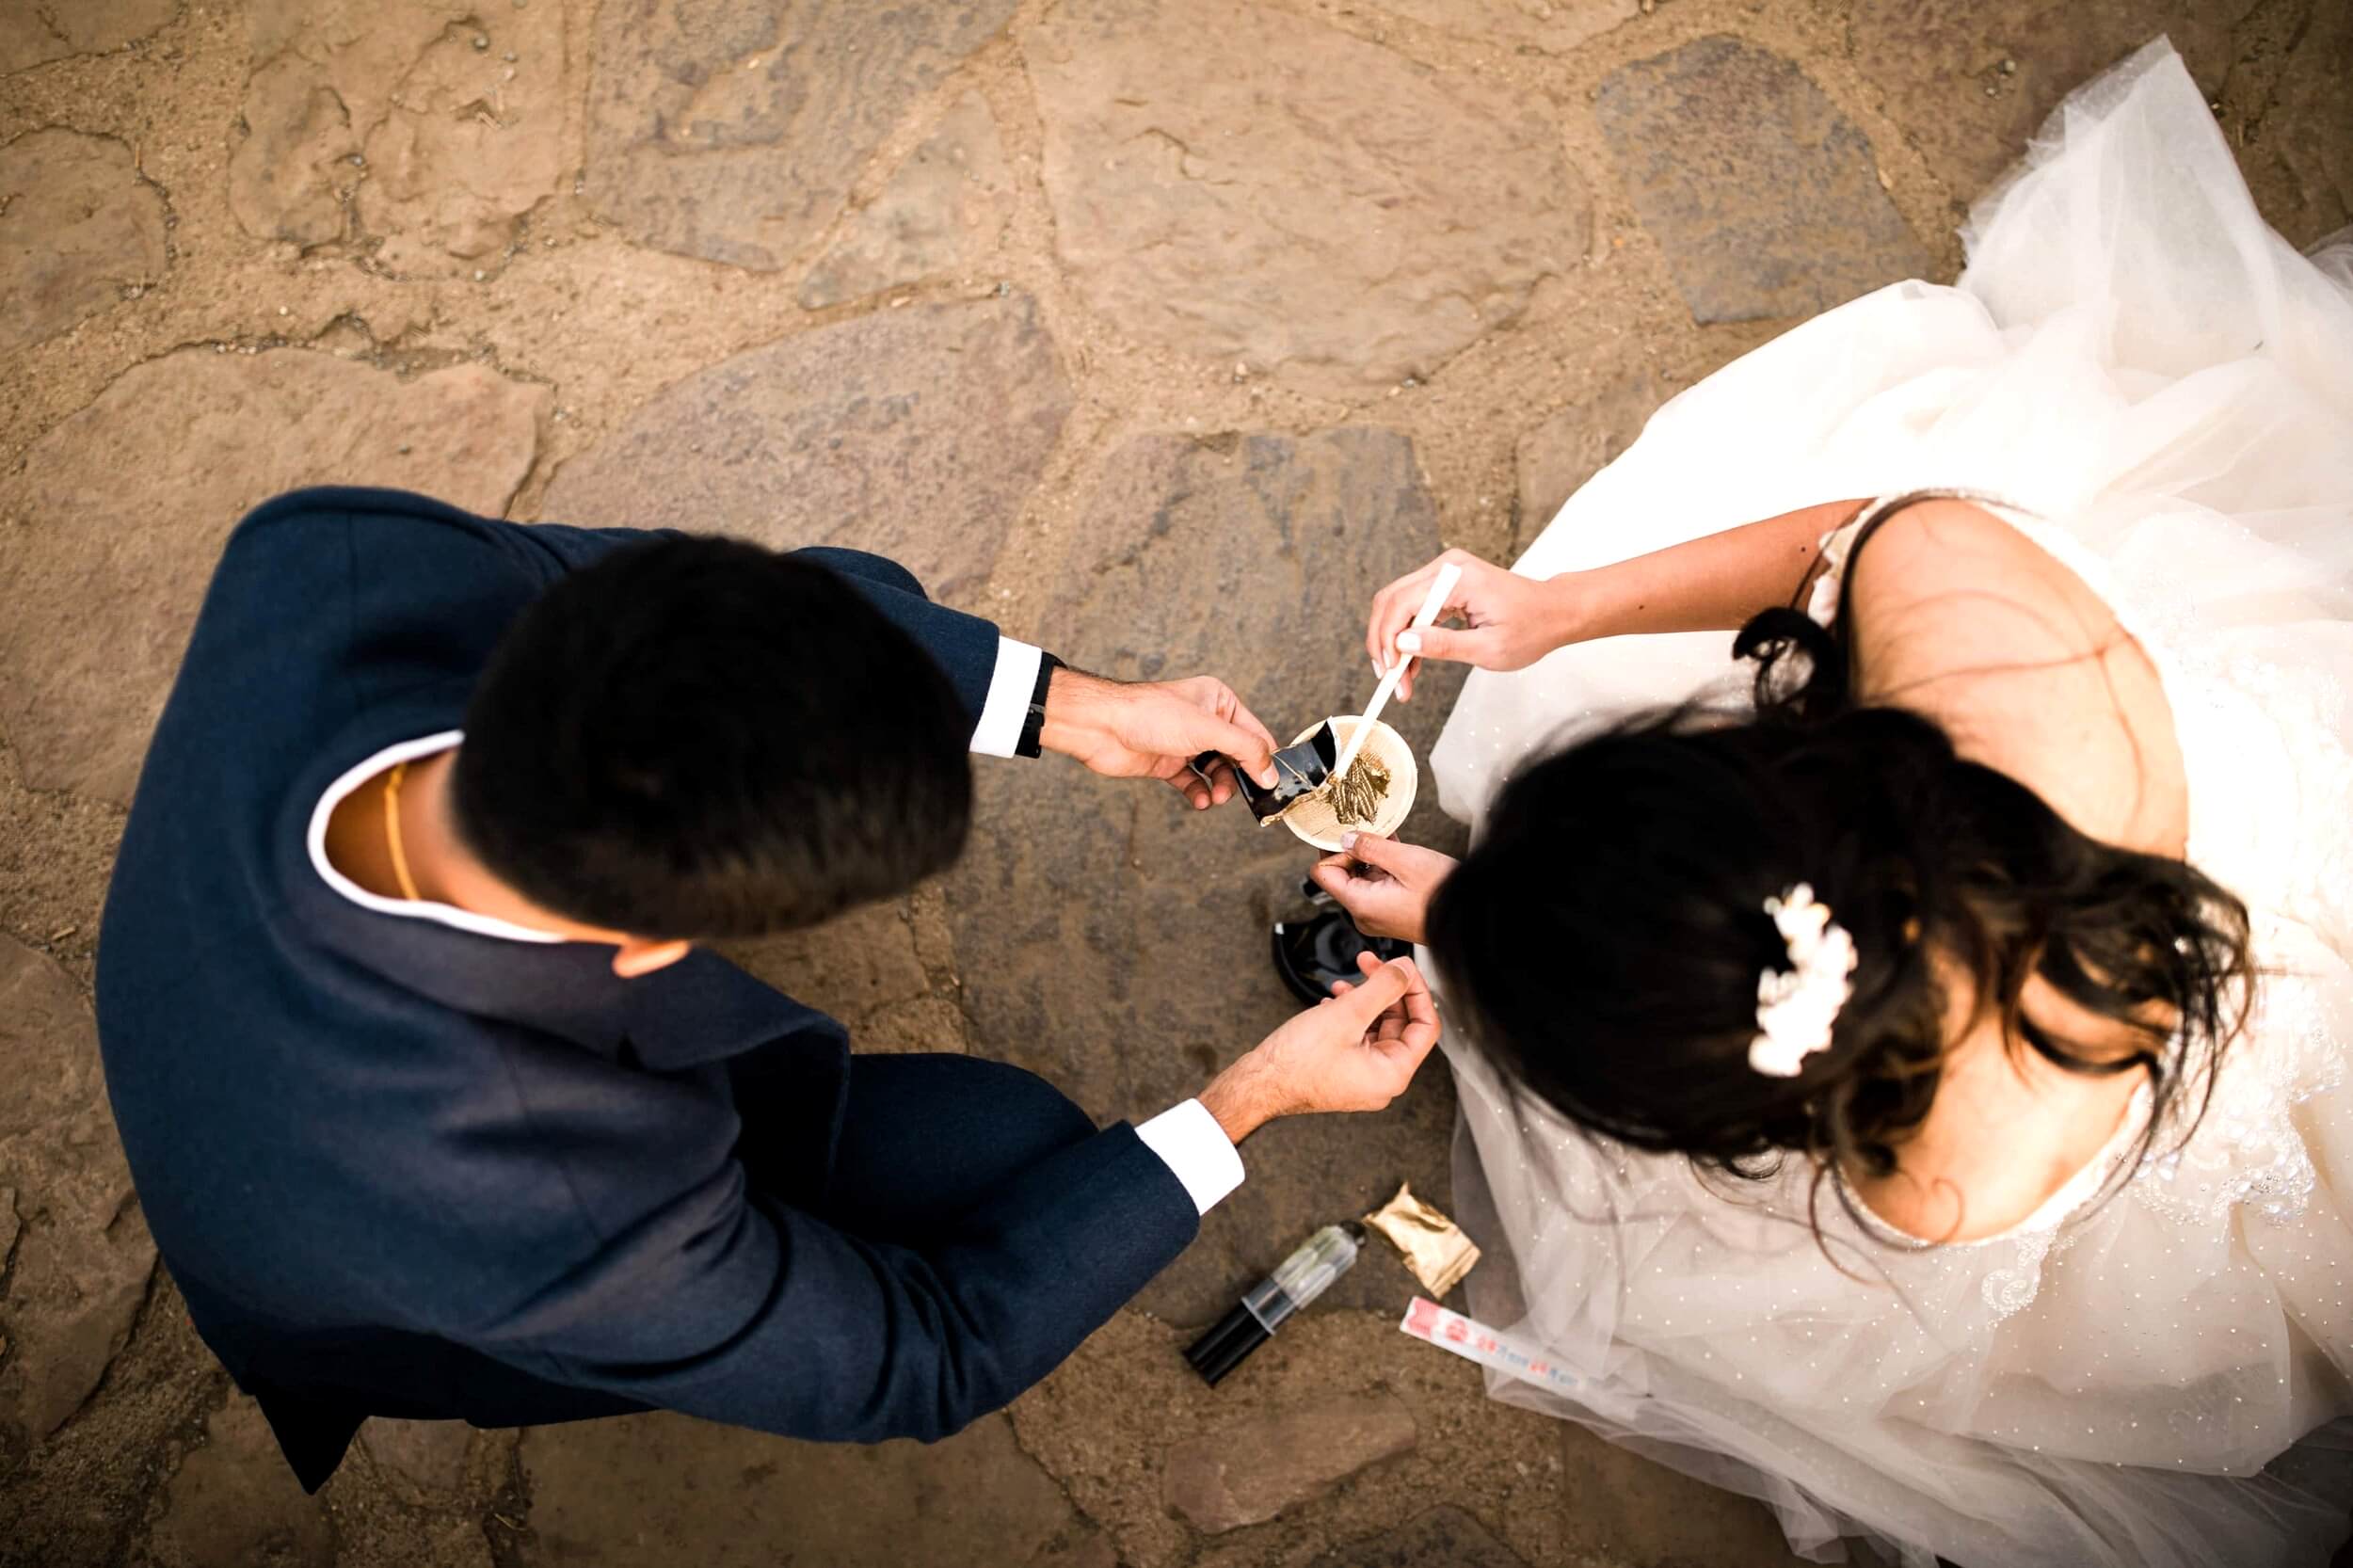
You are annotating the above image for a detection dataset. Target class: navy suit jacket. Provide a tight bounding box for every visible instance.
[95,488,1197,1491]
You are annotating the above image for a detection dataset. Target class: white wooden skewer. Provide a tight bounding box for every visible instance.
[1331,561,1462,781]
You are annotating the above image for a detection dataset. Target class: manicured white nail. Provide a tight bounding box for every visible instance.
[1395,631,1421,654]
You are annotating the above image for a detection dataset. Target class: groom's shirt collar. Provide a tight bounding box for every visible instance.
[305,728,559,945]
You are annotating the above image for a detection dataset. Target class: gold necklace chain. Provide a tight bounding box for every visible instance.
[382,760,421,902]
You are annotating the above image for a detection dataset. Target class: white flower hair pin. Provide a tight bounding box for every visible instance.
[1749,883,1858,1078]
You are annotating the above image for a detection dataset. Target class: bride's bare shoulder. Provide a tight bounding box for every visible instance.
[1842,497,2109,677]
[1839,495,2188,854]
[1848,1009,2144,1244]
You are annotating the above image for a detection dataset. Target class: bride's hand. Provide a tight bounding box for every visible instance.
[1308,832,1458,945]
[1365,549,1578,700]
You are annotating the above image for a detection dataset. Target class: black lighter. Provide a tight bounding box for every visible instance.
[1189,722,1337,824]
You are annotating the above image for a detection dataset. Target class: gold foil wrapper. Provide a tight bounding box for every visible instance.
[1362,1182,1479,1298]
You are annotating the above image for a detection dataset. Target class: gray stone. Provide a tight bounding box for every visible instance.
[943,427,1464,1323]
[356,1,574,273]
[359,1416,472,1504]
[228,50,362,248]
[2212,0,2353,248]
[1850,5,2353,245]
[0,130,168,353]
[1371,0,1637,54]
[230,0,572,269]
[2240,0,2353,245]
[1849,0,2244,202]
[331,1514,500,1568]
[1012,1307,1583,1568]
[1161,1395,1417,1533]
[1556,1419,1810,1565]
[0,0,176,73]
[1513,364,1683,552]
[1309,1505,1529,1568]
[0,1205,154,1456]
[717,898,935,1042]
[1031,1528,1121,1568]
[0,938,155,1459]
[0,351,545,804]
[542,293,1070,609]
[799,94,1012,309]
[1023,0,1587,392]
[1596,37,1929,324]
[854,995,973,1056]
[0,930,104,1144]
[148,1395,334,1568]
[584,0,1018,271]
[517,1410,1086,1568]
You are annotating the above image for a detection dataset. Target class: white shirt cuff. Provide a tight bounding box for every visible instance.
[1135,1098,1245,1216]
[969,637,1043,759]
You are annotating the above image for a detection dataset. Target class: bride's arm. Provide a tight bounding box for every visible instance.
[1368,498,1871,698]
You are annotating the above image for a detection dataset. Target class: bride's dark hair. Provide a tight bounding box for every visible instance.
[1423,495,2251,1224]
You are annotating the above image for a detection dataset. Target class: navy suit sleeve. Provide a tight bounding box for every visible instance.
[493,519,689,574]
[485,1126,1196,1442]
[788,548,1002,724]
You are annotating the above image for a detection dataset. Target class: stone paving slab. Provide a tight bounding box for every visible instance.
[542,292,1070,610]
[1849,0,2245,202]
[356,1417,477,1509]
[584,0,1017,271]
[1025,0,1589,392]
[1008,1304,1808,1568]
[719,893,977,1055]
[0,0,175,74]
[1305,1504,1531,1568]
[1513,360,1686,553]
[1163,1395,1417,1532]
[1595,36,1929,324]
[799,93,1013,310]
[2233,0,2353,247]
[0,129,167,352]
[146,1395,334,1568]
[229,0,574,272]
[1375,0,1640,55]
[0,937,154,1468]
[0,351,545,804]
[517,1410,1100,1568]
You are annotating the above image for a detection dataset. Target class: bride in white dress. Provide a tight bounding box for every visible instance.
[1311,40,2353,1568]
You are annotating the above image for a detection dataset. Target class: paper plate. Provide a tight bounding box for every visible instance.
[1279,715,1417,852]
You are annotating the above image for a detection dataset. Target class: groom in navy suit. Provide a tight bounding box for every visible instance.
[94,488,1441,1490]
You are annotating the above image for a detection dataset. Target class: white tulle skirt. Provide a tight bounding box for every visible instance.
[1431,39,2353,1568]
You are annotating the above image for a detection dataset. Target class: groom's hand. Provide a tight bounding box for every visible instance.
[1198,952,1441,1144]
[1037,667,1281,809]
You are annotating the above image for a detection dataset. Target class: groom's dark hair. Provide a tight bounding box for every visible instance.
[453,536,972,938]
